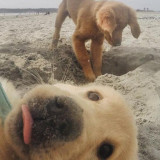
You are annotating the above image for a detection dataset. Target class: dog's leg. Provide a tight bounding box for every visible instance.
[91,37,104,77]
[72,34,96,81]
[51,0,68,50]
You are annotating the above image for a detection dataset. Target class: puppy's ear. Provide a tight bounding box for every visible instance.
[96,8,117,33]
[128,8,141,38]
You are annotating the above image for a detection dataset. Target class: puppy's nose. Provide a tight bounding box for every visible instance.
[113,42,121,46]
[29,96,83,146]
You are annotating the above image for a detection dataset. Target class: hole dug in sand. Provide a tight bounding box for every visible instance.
[53,45,160,83]
[0,45,159,86]
[102,47,158,76]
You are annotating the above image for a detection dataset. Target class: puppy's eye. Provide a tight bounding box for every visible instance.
[98,143,113,159]
[88,91,100,101]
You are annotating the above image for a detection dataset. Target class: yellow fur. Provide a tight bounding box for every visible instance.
[0,78,138,160]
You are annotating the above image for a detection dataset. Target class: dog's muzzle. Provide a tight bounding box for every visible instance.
[17,96,84,146]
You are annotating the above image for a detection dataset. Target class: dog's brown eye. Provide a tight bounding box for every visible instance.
[88,92,100,101]
[98,143,113,159]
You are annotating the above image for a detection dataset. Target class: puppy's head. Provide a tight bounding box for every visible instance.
[96,2,141,46]
[4,84,138,160]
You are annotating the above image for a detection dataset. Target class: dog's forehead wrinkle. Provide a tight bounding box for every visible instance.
[54,83,79,92]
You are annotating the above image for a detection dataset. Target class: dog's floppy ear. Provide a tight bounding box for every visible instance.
[96,8,117,33]
[128,8,141,38]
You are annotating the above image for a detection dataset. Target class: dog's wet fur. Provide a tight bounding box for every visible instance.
[0,78,138,160]
[52,0,141,81]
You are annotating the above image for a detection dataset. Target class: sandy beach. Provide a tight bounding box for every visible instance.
[0,11,160,159]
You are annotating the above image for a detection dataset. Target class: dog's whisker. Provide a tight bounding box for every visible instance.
[48,64,56,84]
[32,69,45,84]
[20,68,44,84]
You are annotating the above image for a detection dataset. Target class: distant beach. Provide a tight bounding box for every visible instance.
[0,8,58,16]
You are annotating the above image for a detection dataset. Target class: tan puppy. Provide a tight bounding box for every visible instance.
[51,0,141,81]
[0,78,138,160]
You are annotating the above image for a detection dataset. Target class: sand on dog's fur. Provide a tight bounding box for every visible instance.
[0,12,160,159]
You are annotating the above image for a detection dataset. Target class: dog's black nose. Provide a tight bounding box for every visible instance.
[113,42,121,46]
[26,96,83,146]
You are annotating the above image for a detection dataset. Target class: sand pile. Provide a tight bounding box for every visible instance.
[0,12,160,159]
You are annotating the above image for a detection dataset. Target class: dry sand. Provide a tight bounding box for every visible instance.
[0,12,160,159]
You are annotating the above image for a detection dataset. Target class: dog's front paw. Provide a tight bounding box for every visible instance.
[94,71,102,78]
[50,39,59,51]
[85,73,96,82]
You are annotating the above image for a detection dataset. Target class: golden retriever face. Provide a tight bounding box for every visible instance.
[96,3,141,46]
[4,84,138,160]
